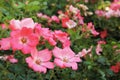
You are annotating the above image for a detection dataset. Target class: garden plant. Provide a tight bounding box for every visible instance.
[0,0,120,80]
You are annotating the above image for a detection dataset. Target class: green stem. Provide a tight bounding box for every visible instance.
[38,73,43,80]
[49,70,54,80]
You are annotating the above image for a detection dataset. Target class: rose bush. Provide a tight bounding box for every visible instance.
[0,0,120,80]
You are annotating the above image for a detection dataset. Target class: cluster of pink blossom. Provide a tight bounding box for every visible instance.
[37,5,98,37]
[0,4,104,73]
[0,17,103,73]
[81,22,99,37]
[95,0,120,18]
[0,18,82,73]
[37,13,60,26]
[59,5,84,28]
[37,5,84,29]
[0,18,71,51]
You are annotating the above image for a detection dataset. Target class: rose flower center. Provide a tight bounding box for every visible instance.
[21,37,27,44]
[63,57,68,62]
[35,59,41,65]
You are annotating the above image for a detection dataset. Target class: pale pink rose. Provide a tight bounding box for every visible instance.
[42,15,51,20]
[105,9,114,18]
[53,47,81,70]
[87,22,93,29]
[10,27,39,54]
[0,55,18,63]
[10,18,37,30]
[97,40,106,44]
[26,49,54,73]
[69,5,80,14]
[37,13,51,20]
[77,46,92,57]
[37,13,43,18]
[20,18,37,29]
[57,10,63,14]
[91,29,99,36]
[51,15,60,23]
[6,55,18,63]
[77,49,88,57]
[87,22,99,36]
[96,0,120,18]
[95,10,105,17]
[96,40,106,55]
[0,37,11,50]
[75,13,84,25]
[113,9,120,17]
[66,20,77,29]
[96,44,102,55]
[78,19,84,25]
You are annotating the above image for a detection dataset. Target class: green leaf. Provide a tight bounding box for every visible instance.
[97,57,107,65]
